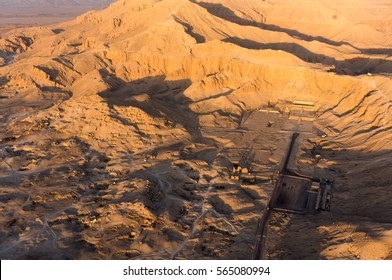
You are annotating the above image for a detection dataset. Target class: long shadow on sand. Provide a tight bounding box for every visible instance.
[191,1,357,48]
[223,37,392,75]
[0,76,9,88]
[98,75,203,137]
[359,48,392,57]
[174,17,206,43]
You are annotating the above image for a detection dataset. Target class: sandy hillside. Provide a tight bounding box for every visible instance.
[0,0,392,260]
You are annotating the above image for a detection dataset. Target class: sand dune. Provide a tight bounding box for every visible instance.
[0,0,392,260]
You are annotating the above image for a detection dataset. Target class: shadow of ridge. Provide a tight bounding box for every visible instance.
[52,29,65,35]
[191,1,358,49]
[359,48,392,57]
[0,76,9,88]
[223,37,332,63]
[0,51,14,67]
[34,65,66,87]
[174,17,206,43]
[223,37,392,75]
[98,75,202,136]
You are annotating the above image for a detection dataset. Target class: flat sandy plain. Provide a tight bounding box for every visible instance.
[1,0,392,260]
[0,1,115,31]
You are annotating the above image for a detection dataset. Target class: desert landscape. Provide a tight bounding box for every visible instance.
[1,0,392,260]
[0,0,115,31]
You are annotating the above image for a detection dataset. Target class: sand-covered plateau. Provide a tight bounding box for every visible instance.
[1,0,392,260]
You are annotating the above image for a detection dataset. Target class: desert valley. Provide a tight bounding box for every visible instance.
[1,0,392,260]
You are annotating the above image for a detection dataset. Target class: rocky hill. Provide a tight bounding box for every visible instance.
[0,0,391,260]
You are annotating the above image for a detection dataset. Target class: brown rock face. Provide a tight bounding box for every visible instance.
[1,0,392,260]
